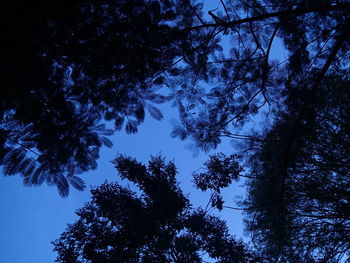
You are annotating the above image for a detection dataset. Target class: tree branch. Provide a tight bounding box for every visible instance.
[184,4,350,31]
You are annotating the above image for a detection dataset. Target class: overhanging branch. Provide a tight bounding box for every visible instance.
[184,4,350,31]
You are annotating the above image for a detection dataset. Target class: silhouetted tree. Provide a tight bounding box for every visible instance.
[52,155,257,262]
[241,75,350,262]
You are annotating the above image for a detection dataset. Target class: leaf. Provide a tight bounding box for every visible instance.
[19,140,36,149]
[188,104,196,110]
[22,158,37,186]
[93,124,114,136]
[67,175,86,191]
[101,136,113,148]
[146,94,168,104]
[0,147,17,165]
[67,158,75,177]
[17,155,32,172]
[90,159,98,170]
[153,76,165,85]
[114,116,124,131]
[2,148,27,176]
[171,126,187,140]
[46,173,55,186]
[100,128,114,136]
[134,104,145,122]
[147,104,163,120]
[178,102,188,120]
[54,174,69,198]
[125,120,139,134]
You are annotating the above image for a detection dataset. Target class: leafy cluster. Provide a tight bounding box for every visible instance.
[53,156,256,263]
[193,153,243,210]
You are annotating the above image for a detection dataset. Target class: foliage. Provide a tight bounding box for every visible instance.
[4,0,350,197]
[169,0,350,152]
[3,1,350,261]
[193,153,243,210]
[0,0,210,195]
[52,155,257,263]
[242,75,350,262]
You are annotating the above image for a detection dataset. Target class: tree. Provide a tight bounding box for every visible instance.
[241,75,350,262]
[0,0,214,195]
[52,155,257,263]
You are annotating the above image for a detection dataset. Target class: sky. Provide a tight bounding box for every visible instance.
[0,1,286,262]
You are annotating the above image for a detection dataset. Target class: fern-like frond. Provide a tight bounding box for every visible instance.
[54,174,69,197]
[1,148,29,176]
[100,136,113,148]
[147,103,163,120]
[30,166,46,186]
[67,175,85,191]
[22,158,38,186]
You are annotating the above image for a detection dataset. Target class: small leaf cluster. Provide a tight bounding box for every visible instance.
[193,153,243,210]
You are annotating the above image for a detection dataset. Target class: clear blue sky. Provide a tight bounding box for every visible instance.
[0,1,285,262]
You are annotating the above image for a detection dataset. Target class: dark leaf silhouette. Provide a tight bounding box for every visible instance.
[193,153,243,210]
[100,136,113,148]
[147,104,164,120]
[114,115,124,131]
[125,120,139,134]
[54,174,69,198]
[67,175,85,192]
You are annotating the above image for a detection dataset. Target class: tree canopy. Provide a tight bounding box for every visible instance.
[170,0,350,151]
[2,1,350,260]
[53,155,257,263]
[2,0,349,195]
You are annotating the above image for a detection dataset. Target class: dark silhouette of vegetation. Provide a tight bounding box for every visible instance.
[166,2,350,259]
[0,0,212,195]
[241,75,350,262]
[3,0,349,194]
[170,0,350,151]
[53,155,257,263]
[193,153,243,210]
